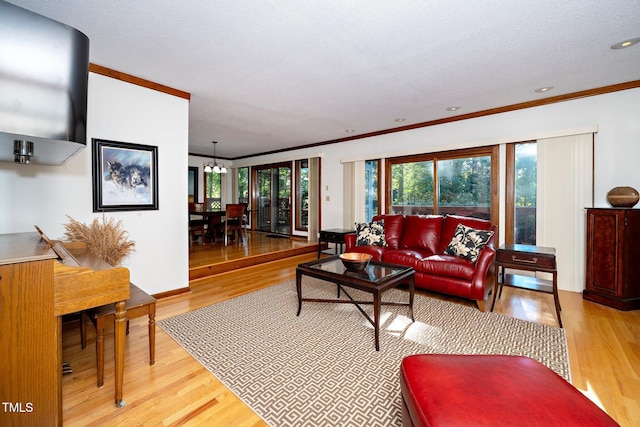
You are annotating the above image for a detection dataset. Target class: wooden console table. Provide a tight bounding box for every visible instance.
[491,244,562,327]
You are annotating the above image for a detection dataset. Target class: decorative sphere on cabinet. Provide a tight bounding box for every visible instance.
[606,186,639,208]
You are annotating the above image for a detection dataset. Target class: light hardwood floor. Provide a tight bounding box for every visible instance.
[62,242,640,426]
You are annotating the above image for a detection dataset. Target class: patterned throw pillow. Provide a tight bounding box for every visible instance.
[444,223,493,263]
[355,220,386,246]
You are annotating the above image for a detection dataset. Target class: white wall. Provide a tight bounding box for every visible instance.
[235,88,640,231]
[0,73,190,295]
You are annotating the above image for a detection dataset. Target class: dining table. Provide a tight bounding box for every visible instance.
[189,208,225,242]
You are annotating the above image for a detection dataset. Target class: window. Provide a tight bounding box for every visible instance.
[390,159,434,214]
[188,166,198,203]
[364,160,380,222]
[387,146,498,222]
[514,143,537,244]
[437,156,491,219]
[204,172,222,210]
[253,163,292,234]
[296,160,309,231]
[505,142,537,244]
[237,167,249,204]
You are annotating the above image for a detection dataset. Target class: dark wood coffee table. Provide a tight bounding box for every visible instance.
[296,255,415,351]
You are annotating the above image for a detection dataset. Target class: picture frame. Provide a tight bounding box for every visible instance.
[92,138,159,212]
[188,166,198,203]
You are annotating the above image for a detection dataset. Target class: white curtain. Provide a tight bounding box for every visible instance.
[536,133,593,292]
[342,161,366,228]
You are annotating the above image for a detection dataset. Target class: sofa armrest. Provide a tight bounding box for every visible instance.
[344,233,357,250]
[469,227,497,301]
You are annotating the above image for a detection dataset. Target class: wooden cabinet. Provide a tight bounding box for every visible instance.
[584,208,640,310]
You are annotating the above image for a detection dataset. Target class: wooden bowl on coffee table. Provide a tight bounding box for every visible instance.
[339,253,372,271]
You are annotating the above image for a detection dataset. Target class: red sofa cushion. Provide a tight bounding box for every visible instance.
[400,354,619,427]
[420,254,475,280]
[382,248,433,270]
[399,215,443,254]
[373,214,404,249]
[438,214,493,254]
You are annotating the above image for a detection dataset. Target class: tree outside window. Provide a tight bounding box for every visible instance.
[205,172,222,210]
[387,147,497,220]
[238,167,249,204]
[514,143,537,244]
[391,160,434,214]
[365,160,380,221]
[296,160,309,230]
[437,156,491,219]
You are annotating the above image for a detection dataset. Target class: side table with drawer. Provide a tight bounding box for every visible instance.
[490,244,562,327]
[318,229,355,258]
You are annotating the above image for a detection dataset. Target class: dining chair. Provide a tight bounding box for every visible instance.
[223,203,247,245]
[188,202,207,244]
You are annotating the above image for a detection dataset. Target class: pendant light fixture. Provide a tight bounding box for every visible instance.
[203,141,227,173]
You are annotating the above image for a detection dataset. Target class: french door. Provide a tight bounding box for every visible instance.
[254,163,292,235]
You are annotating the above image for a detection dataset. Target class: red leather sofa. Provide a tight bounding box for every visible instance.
[344,214,496,311]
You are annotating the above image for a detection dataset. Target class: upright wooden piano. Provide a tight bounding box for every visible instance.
[0,231,130,426]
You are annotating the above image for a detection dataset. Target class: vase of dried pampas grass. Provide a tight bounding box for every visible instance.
[63,214,135,266]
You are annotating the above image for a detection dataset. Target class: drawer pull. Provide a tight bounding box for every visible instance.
[512,256,537,264]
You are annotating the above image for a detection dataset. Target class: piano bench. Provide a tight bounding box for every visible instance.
[80,283,156,387]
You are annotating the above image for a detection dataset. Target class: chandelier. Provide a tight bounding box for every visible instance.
[203,141,227,173]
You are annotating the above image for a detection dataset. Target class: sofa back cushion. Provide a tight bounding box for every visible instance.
[438,214,493,253]
[399,215,443,254]
[373,214,404,249]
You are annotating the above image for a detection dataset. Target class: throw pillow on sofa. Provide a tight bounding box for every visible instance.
[444,223,494,263]
[355,220,386,246]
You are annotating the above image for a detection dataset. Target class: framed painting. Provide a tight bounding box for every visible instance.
[92,138,159,212]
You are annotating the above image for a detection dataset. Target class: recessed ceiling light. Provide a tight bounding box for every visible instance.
[394,118,406,122]
[535,86,554,93]
[446,106,460,112]
[611,37,640,50]
[345,129,355,133]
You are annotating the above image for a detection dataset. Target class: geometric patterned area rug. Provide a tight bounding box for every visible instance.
[158,277,570,427]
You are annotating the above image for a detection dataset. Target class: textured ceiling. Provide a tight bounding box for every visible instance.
[7,0,640,159]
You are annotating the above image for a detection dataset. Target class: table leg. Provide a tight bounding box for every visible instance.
[149,304,156,365]
[296,270,303,316]
[96,316,105,387]
[491,266,500,312]
[114,300,126,407]
[373,292,380,351]
[552,271,563,328]
[408,276,415,322]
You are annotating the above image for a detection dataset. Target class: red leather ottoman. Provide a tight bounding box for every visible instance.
[400,354,619,427]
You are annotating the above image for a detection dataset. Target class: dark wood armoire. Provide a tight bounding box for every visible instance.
[584,208,640,310]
